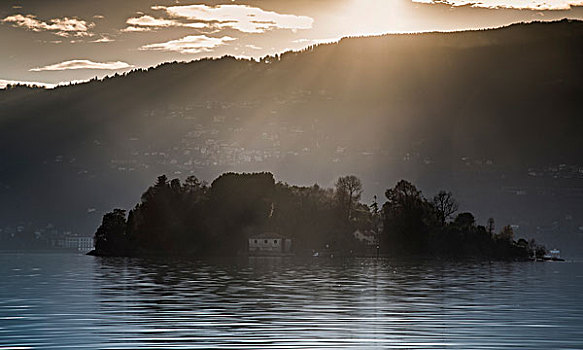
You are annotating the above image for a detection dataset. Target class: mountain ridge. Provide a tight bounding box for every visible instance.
[2,19,582,95]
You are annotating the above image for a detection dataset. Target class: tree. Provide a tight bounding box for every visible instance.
[487,217,495,235]
[170,178,181,193]
[370,195,379,216]
[155,174,168,187]
[432,191,458,224]
[370,195,380,229]
[185,175,205,192]
[453,212,475,230]
[94,209,127,255]
[370,195,381,253]
[382,180,429,253]
[335,175,363,222]
[498,225,514,242]
[384,180,423,209]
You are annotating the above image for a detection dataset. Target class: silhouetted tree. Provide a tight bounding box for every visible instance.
[454,212,476,230]
[498,225,514,242]
[382,180,429,254]
[487,217,495,235]
[432,191,458,224]
[335,175,363,222]
[370,195,380,232]
[94,209,127,256]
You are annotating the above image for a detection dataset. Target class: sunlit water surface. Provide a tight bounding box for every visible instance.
[1,253,582,349]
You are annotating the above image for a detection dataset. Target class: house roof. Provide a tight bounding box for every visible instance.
[249,232,287,239]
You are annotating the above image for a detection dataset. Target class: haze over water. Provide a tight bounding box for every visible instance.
[1,253,581,349]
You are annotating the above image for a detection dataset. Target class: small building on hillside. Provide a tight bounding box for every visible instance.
[248,232,292,255]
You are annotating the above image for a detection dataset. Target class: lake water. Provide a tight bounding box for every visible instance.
[0,253,582,349]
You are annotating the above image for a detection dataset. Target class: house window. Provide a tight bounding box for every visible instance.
[274,240,278,244]
[254,240,258,244]
[264,240,268,244]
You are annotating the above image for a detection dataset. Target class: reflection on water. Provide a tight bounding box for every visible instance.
[1,253,582,349]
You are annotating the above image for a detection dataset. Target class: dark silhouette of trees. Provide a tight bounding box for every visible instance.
[487,218,495,235]
[382,180,431,254]
[335,175,363,222]
[122,174,209,256]
[269,182,344,253]
[91,173,539,260]
[432,191,458,224]
[454,212,476,230]
[94,209,128,256]
[380,180,536,259]
[91,172,374,257]
[370,195,381,233]
[497,225,515,243]
[206,172,275,255]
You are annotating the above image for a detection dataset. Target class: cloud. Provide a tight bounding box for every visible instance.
[2,14,94,37]
[412,0,583,10]
[123,14,207,31]
[30,60,134,72]
[121,26,153,32]
[140,35,236,54]
[154,4,314,33]
[90,36,114,43]
[127,15,181,28]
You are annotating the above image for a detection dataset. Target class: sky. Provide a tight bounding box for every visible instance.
[1,0,583,87]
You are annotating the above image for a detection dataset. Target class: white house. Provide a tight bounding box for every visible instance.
[54,236,94,251]
[549,249,561,260]
[248,232,292,255]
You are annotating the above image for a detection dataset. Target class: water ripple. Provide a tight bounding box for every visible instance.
[0,253,582,349]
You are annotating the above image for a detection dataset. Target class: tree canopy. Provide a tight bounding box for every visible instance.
[92,172,543,259]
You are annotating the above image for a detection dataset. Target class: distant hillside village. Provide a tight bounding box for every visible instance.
[90,172,547,260]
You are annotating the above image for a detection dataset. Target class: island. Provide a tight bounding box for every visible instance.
[89,172,546,260]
